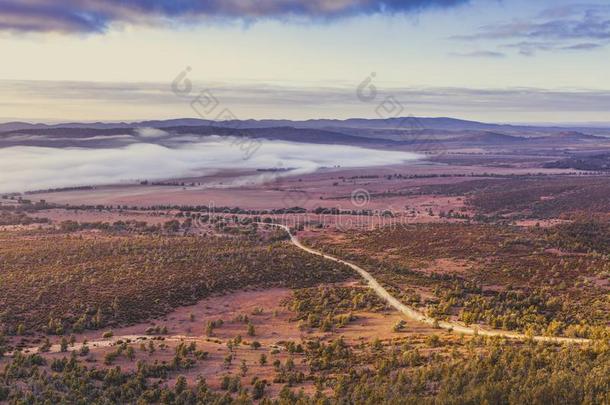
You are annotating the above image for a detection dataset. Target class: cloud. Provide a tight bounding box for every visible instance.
[2,79,610,123]
[0,138,420,193]
[135,127,169,138]
[501,41,555,56]
[450,50,505,58]
[561,42,604,51]
[537,4,610,20]
[2,134,134,142]
[502,39,606,56]
[453,4,610,55]
[0,0,469,33]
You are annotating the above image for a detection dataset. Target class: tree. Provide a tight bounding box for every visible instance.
[224,354,233,368]
[253,379,267,400]
[126,346,135,361]
[285,357,295,371]
[79,345,90,357]
[60,337,68,352]
[240,359,248,376]
[175,376,187,394]
[40,338,51,353]
[393,320,406,332]
[205,321,214,337]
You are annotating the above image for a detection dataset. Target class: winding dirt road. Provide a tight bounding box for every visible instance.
[8,222,591,357]
[267,223,591,345]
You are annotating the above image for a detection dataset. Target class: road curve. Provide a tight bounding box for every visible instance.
[264,223,591,345]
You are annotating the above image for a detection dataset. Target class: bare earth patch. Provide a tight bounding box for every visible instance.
[3,286,438,396]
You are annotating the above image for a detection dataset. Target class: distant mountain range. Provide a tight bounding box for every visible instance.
[1,117,609,149]
[2,117,610,134]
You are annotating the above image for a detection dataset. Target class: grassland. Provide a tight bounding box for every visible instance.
[0,229,352,336]
[305,221,610,338]
[421,176,610,219]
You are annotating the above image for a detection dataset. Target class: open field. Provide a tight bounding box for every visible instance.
[26,161,584,211]
[1,284,422,397]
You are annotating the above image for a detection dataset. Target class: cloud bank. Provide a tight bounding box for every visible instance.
[2,79,610,123]
[453,4,610,56]
[0,138,420,193]
[0,0,469,33]
[135,127,169,139]
[450,50,505,58]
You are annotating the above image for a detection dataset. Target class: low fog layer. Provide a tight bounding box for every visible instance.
[0,137,420,193]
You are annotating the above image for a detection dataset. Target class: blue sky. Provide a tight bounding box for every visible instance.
[0,0,609,123]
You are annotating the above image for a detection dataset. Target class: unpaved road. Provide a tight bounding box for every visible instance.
[267,223,591,345]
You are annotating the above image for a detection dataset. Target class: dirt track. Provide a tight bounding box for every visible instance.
[9,223,591,357]
[266,223,591,345]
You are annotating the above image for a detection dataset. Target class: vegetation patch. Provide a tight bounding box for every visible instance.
[0,231,352,335]
[284,286,386,331]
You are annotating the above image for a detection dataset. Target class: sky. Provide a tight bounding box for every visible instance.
[1,0,609,124]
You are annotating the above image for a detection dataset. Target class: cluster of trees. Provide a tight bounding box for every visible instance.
[0,352,243,404]
[543,153,610,171]
[0,231,352,336]
[4,320,610,404]
[2,337,609,404]
[58,219,161,234]
[286,286,386,332]
[438,209,470,220]
[0,211,49,226]
[425,281,591,336]
[457,289,556,335]
[319,340,610,404]
[24,185,95,195]
[466,176,610,218]
[544,219,610,254]
[312,207,376,216]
